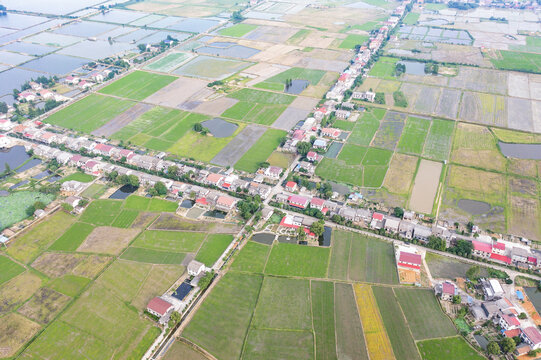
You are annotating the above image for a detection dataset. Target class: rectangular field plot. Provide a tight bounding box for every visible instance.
[120,247,186,264]
[394,288,457,340]
[243,329,314,360]
[337,144,367,165]
[434,88,461,119]
[490,50,541,74]
[45,94,135,133]
[195,234,233,267]
[316,158,363,187]
[329,231,398,284]
[508,195,541,241]
[422,118,454,161]
[99,71,177,101]
[372,286,420,360]
[397,116,430,155]
[0,255,25,286]
[144,52,192,73]
[409,159,442,215]
[383,153,418,195]
[218,23,258,37]
[264,243,330,278]
[48,222,95,252]
[132,230,206,253]
[111,209,139,228]
[354,284,395,360]
[417,336,485,360]
[223,88,295,125]
[371,111,406,151]
[234,128,287,172]
[348,111,381,146]
[79,200,123,226]
[253,277,311,330]
[458,92,505,127]
[451,123,506,172]
[254,67,327,93]
[211,124,266,167]
[173,55,252,80]
[413,86,440,114]
[368,56,398,80]
[311,281,337,360]
[335,283,369,360]
[183,272,263,360]
[231,241,270,273]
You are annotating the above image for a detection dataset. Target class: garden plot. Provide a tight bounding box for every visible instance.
[434,88,460,118]
[508,72,531,99]
[243,329,314,360]
[77,227,140,255]
[0,271,42,316]
[264,242,330,278]
[507,97,533,132]
[397,116,430,155]
[399,82,422,110]
[0,313,41,358]
[17,287,71,325]
[211,124,266,166]
[234,128,287,172]
[417,337,485,360]
[451,123,506,172]
[409,159,442,214]
[335,283,369,360]
[423,118,454,161]
[244,25,299,43]
[413,85,440,114]
[222,88,294,125]
[144,76,212,109]
[173,55,252,80]
[371,111,406,151]
[193,96,238,116]
[99,71,177,101]
[91,103,152,138]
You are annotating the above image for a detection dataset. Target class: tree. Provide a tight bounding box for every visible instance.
[393,207,404,218]
[297,226,306,242]
[61,203,73,212]
[34,201,46,210]
[168,165,179,176]
[0,101,7,113]
[487,341,500,355]
[466,265,480,280]
[168,311,181,328]
[231,10,244,23]
[310,220,325,238]
[137,43,147,53]
[454,239,473,257]
[154,181,167,196]
[193,123,203,132]
[452,295,461,304]
[466,221,474,233]
[518,312,527,320]
[296,141,311,156]
[500,337,516,354]
[427,235,446,251]
[3,162,11,175]
[198,271,214,291]
[127,175,139,187]
[374,92,385,104]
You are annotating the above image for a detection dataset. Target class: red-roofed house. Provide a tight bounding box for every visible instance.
[285,181,297,192]
[498,313,520,330]
[39,89,54,100]
[18,90,36,102]
[40,132,56,144]
[205,173,224,186]
[94,143,114,156]
[472,240,492,258]
[440,281,457,301]
[264,166,282,179]
[216,196,237,212]
[146,297,173,318]
[292,129,305,141]
[288,195,309,209]
[370,212,385,229]
[279,215,316,239]
[398,251,422,270]
[528,256,538,266]
[307,151,318,162]
[321,127,341,138]
[338,73,348,82]
[492,241,506,255]
[522,327,541,350]
[196,197,208,206]
[490,253,512,265]
[310,197,325,211]
[84,160,100,174]
[505,328,521,338]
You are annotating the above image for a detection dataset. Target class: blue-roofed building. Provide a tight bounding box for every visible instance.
[517,290,524,301]
[172,282,193,301]
[313,138,328,149]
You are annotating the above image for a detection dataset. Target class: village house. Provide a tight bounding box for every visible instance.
[64,196,81,208]
[264,166,282,180]
[313,138,328,149]
[93,143,114,157]
[335,110,351,120]
[65,75,80,85]
[204,173,224,187]
[285,181,298,192]
[384,217,400,234]
[413,224,432,242]
[398,221,414,239]
[288,195,309,209]
[18,90,37,102]
[481,279,504,300]
[435,281,457,302]
[187,260,206,276]
[355,208,372,223]
[496,312,520,330]
[306,151,321,162]
[279,215,317,240]
[339,206,356,222]
[472,240,492,258]
[60,180,86,195]
[310,197,325,211]
[216,196,236,212]
[512,247,529,264]
[397,250,422,271]
[522,327,541,350]
[370,212,385,230]
[352,91,376,102]
[248,182,271,199]
[321,127,341,139]
[146,297,174,319]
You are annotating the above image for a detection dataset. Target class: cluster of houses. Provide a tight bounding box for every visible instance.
[471,238,541,269]
[17,81,70,103]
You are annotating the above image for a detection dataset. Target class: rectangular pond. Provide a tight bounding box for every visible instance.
[196,44,260,59]
[20,53,89,75]
[54,21,117,38]
[167,18,221,34]
[1,41,56,55]
[58,40,135,60]
[88,9,148,24]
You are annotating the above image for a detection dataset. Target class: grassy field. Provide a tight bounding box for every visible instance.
[311,281,337,360]
[316,158,364,187]
[59,172,94,183]
[394,288,457,340]
[183,272,263,360]
[255,67,326,91]
[397,116,430,155]
[329,231,398,284]
[348,111,381,146]
[81,183,108,199]
[49,274,91,296]
[79,199,123,226]
[335,283,369,360]
[148,198,178,212]
[417,336,485,360]
[44,94,134,133]
[373,286,420,360]
[124,195,151,210]
[18,287,71,324]
[243,329,314,360]
[144,52,191,73]
[195,234,233,267]
[219,23,257,37]
[163,340,208,360]
[339,34,369,49]
[264,243,330,278]
[48,222,95,251]
[99,70,177,100]
[235,129,287,172]
[111,209,139,228]
[0,191,55,230]
[0,313,42,358]
[223,88,294,125]
[267,151,296,168]
[132,230,206,252]
[337,144,367,165]
[253,277,312,330]
[231,241,270,273]
[490,50,541,73]
[7,211,75,264]
[120,247,186,264]
[425,252,487,279]
[368,57,398,80]
[0,255,25,286]
[403,12,420,25]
